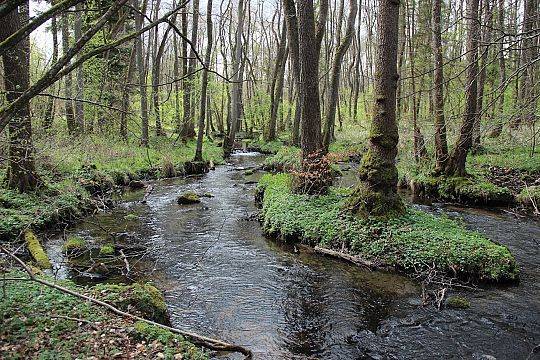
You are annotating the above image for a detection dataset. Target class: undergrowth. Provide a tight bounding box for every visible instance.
[257,173,519,282]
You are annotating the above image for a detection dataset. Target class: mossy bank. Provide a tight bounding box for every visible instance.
[257,174,518,282]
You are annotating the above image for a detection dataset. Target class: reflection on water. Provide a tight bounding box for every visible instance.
[46,152,540,359]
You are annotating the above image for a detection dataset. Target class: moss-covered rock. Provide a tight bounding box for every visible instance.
[62,236,86,253]
[257,174,519,282]
[446,296,471,309]
[24,230,52,269]
[177,192,201,205]
[93,283,170,324]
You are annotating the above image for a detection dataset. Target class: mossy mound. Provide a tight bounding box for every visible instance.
[62,236,86,253]
[92,282,170,325]
[446,295,471,309]
[435,176,514,205]
[0,270,206,359]
[258,174,519,282]
[24,230,52,269]
[99,244,115,255]
[177,192,201,205]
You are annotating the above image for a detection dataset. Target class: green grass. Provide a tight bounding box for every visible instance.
[258,174,518,282]
[0,270,207,359]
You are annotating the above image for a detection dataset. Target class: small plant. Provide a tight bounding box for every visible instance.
[63,236,86,253]
[291,151,334,195]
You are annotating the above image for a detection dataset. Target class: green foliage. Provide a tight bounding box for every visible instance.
[516,186,540,208]
[258,174,519,282]
[436,176,513,204]
[99,244,115,255]
[263,146,302,171]
[0,271,206,359]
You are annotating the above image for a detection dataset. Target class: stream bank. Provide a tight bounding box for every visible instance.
[37,152,539,359]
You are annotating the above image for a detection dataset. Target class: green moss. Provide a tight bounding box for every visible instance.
[24,230,52,269]
[99,244,115,255]
[437,176,513,204]
[177,192,201,204]
[258,174,519,282]
[62,236,86,253]
[124,213,138,221]
[263,147,302,171]
[446,296,471,309]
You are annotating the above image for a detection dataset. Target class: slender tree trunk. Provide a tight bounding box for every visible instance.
[120,44,136,141]
[322,0,357,152]
[61,9,76,135]
[134,0,150,147]
[43,0,59,130]
[1,1,39,192]
[348,0,404,217]
[74,2,85,133]
[223,0,245,156]
[473,0,493,149]
[194,0,214,161]
[283,0,302,146]
[267,22,288,141]
[445,0,480,176]
[489,0,506,137]
[182,0,200,139]
[152,26,171,136]
[432,0,449,170]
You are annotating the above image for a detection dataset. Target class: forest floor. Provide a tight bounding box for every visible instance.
[0,269,207,360]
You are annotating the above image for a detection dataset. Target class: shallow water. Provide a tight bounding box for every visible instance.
[47,153,540,359]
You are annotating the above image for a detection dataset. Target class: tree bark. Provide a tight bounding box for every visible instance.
[134,0,150,146]
[43,0,59,130]
[322,0,357,152]
[181,0,200,139]
[347,0,404,217]
[432,0,449,170]
[267,21,288,141]
[194,0,214,161]
[61,9,76,135]
[74,1,85,133]
[1,1,39,192]
[445,0,480,176]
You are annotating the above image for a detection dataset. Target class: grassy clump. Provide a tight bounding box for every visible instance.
[263,146,302,171]
[0,270,206,359]
[99,244,115,255]
[516,186,540,208]
[258,174,518,282]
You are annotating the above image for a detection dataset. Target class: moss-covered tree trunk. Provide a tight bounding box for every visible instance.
[347,0,403,217]
[1,2,39,193]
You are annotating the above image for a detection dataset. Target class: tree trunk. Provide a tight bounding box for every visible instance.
[223,0,245,156]
[347,0,404,217]
[1,1,39,192]
[489,0,506,137]
[152,26,171,137]
[74,2,85,133]
[120,44,136,141]
[267,22,288,141]
[134,0,150,147]
[297,0,322,157]
[61,10,76,135]
[432,0,449,170]
[322,0,357,152]
[181,0,200,139]
[43,0,59,130]
[445,0,480,176]
[194,0,214,161]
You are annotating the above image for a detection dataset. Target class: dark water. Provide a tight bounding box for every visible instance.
[46,153,540,359]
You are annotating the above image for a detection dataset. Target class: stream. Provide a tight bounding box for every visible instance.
[45,152,540,359]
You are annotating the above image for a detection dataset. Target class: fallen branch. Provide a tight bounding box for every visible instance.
[309,245,388,269]
[0,245,252,359]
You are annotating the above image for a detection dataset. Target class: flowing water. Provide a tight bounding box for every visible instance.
[46,153,540,359]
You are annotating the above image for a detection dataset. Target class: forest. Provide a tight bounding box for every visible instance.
[0,0,539,358]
